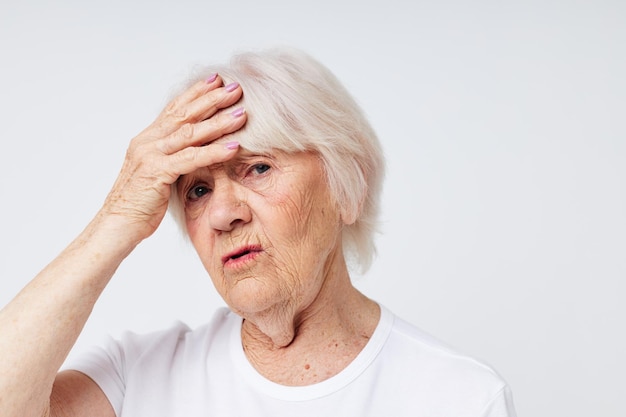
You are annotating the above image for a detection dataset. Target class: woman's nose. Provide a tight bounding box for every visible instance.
[207,181,252,232]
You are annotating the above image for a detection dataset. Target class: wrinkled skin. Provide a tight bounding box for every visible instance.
[103,76,247,243]
[181,151,345,346]
[0,75,248,417]
[181,149,380,385]
[0,69,379,417]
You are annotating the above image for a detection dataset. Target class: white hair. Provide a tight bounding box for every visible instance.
[169,47,385,273]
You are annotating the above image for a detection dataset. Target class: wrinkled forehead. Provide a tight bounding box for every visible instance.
[175,149,260,181]
[176,147,306,181]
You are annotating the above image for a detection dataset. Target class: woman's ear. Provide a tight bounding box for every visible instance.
[340,184,366,226]
[340,208,357,225]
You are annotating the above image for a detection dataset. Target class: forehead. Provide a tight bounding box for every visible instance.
[179,150,320,180]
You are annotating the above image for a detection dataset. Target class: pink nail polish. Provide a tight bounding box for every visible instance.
[225,82,239,92]
[205,73,218,83]
[231,107,245,117]
[225,141,240,150]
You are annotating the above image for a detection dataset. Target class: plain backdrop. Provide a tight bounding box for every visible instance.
[1,1,624,416]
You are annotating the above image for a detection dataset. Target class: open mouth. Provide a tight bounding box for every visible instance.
[231,250,251,260]
[222,245,262,265]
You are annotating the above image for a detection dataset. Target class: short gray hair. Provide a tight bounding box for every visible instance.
[170,47,385,273]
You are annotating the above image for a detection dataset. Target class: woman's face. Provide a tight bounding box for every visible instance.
[180,150,344,318]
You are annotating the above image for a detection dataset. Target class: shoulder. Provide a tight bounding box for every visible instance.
[386,309,506,384]
[65,308,242,417]
[115,307,237,361]
[70,307,238,376]
[376,306,513,412]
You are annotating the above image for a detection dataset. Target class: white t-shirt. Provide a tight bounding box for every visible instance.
[69,305,516,417]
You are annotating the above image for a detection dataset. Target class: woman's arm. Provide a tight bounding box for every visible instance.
[0,74,246,417]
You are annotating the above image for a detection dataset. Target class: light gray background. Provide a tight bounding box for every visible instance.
[1,1,624,416]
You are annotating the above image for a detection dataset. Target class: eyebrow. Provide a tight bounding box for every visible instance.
[178,152,276,183]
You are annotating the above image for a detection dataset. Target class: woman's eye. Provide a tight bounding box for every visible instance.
[186,185,211,201]
[250,163,271,175]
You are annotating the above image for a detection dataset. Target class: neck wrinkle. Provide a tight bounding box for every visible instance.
[239,248,380,386]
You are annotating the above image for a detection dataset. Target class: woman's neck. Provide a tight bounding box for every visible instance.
[239,252,380,386]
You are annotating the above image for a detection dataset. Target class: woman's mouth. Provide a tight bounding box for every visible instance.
[222,245,263,267]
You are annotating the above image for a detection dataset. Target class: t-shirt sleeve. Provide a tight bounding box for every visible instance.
[64,321,193,417]
[66,336,127,417]
[481,385,517,417]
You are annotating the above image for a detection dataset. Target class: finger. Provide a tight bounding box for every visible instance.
[165,74,224,115]
[157,106,247,155]
[156,81,242,136]
[170,140,241,177]
[188,81,243,122]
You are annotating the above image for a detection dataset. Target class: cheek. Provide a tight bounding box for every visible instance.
[184,200,205,223]
[185,212,218,269]
[184,198,212,241]
[185,216,203,246]
[269,188,340,264]
[264,189,316,245]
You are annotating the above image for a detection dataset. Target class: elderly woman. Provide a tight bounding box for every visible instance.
[0,48,516,417]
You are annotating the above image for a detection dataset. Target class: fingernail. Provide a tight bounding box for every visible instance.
[205,73,218,83]
[231,107,245,117]
[225,82,239,92]
[225,141,240,150]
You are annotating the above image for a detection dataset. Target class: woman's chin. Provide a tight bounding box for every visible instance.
[225,282,286,318]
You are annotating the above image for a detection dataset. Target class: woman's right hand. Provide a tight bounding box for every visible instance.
[100,74,246,244]
[0,74,247,417]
